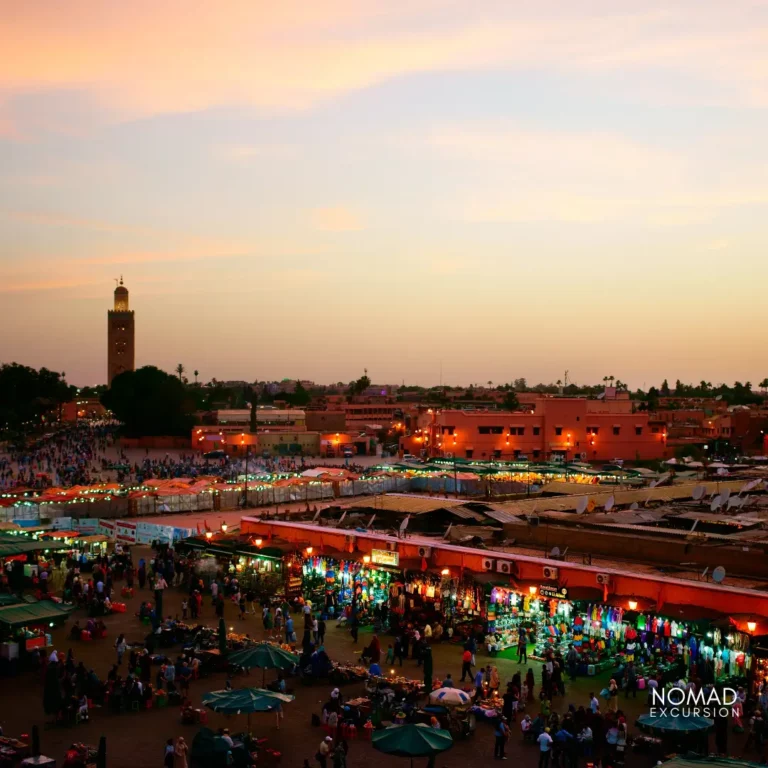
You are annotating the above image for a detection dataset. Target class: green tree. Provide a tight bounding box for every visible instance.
[194,370,199,385]
[660,379,671,396]
[0,363,75,434]
[502,390,520,410]
[101,366,196,437]
[175,363,185,381]
[349,371,372,397]
[285,381,311,407]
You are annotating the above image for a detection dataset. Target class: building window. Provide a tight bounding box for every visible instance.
[555,427,563,436]
[613,427,620,436]
[509,427,525,436]
[465,449,474,459]
[651,427,660,434]
[532,450,541,459]
[533,427,540,436]
[493,449,502,459]
[478,426,504,434]
[635,427,643,436]
[442,426,455,435]
[586,427,599,435]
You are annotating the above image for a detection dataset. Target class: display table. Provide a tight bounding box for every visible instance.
[21,757,55,768]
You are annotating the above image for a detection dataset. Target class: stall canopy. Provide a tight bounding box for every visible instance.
[0,538,69,557]
[0,600,73,628]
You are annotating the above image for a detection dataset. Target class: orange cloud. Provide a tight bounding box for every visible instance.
[2,1,767,120]
[310,206,364,232]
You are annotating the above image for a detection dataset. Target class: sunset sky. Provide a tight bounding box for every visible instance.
[2,1,768,388]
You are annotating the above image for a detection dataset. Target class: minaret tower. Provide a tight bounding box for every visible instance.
[107,276,135,385]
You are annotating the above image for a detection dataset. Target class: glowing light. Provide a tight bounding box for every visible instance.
[529,586,538,595]
[205,531,213,540]
[363,555,371,564]
[306,546,313,555]
[628,600,638,611]
[441,568,450,576]
[748,621,757,633]
[255,538,263,546]
[220,523,228,533]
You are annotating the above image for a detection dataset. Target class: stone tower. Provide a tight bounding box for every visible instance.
[107,277,135,385]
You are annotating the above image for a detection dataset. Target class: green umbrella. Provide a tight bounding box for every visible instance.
[203,687,294,714]
[228,642,299,686]
[636,714,714,733]
[372,723,453,768]
[203,687,294,734]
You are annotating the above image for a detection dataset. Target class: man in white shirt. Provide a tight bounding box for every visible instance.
[589,692,600,713]
[537,728,553,768]
[221,729,234,748]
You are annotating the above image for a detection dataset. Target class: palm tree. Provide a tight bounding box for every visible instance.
[194,370,199,385]
[175,363,185,381]
[760,378,768,395]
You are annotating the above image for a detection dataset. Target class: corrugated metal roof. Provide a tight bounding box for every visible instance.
[342,494,464,515]
[493,480,752,516]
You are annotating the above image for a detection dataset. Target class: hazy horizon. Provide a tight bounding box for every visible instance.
[2,1,767,386]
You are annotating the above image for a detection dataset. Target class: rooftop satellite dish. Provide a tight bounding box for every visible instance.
[604,495,615,512]
[630,502,639,510]
[366,513,377,529]
[399,515,410,534]
[550,546,561,558]
[710,495,723,512]
[337,511,347,525]
[692,485,706,501]
[721,488,731,502]
[715,395,723,401]
[712,566,726,583]
[649,480,658,489]
[443,523,453,540]
[727,496,742,510]
[312,508,322,522]
[576,497,588,515]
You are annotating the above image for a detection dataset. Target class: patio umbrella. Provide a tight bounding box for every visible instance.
[203,687,294,734]
[428,688,472,706]
[228,642,299,686]
[372,723,453,768]
[636,714,713,734]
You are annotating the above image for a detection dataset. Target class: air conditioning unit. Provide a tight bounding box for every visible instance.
[481,557,495,571]
[385,541,397,552]
[580,452,588,460]
[542,565,559,580]
[497,561,512,575]
[417,546,432,558]
[596,573,611,586]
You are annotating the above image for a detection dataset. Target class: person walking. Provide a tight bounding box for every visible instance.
[624,662,637,698]
[494,716,509,760]
[460,648,473,682]
[173,737,188,768]
[538,728,553,768]
[115,633,127,665]
[518,628,528,664]
[318,617,326,647]
[317,736,332,768]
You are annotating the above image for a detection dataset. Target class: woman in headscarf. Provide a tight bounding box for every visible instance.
[173,736,188,768]
[526,668,536,702]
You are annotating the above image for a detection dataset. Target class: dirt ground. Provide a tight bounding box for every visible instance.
[0,547,745,768]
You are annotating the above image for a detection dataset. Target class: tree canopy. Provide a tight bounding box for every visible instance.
[0,363,74,435]
[101,366,196,437]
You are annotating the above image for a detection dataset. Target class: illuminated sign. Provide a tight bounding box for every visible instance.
[371,549,400,567]
[539,585,569,600]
